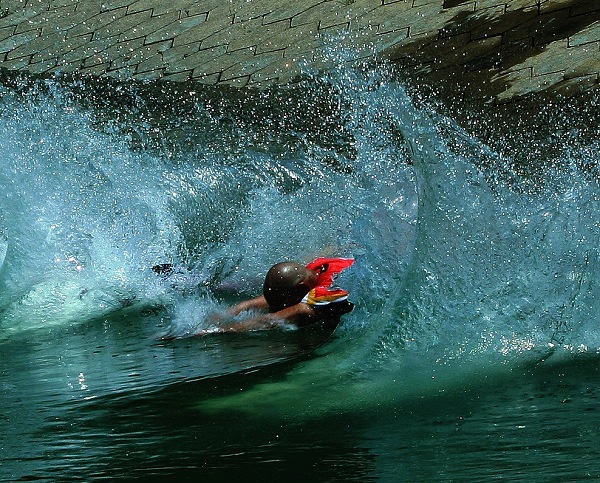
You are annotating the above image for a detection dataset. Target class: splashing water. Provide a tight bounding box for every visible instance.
[0,62,598,479]
[0,65,598,358]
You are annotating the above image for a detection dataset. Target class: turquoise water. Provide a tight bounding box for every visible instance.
[0,63,599,480]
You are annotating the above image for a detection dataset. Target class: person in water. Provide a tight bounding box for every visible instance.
[214,257,355,333]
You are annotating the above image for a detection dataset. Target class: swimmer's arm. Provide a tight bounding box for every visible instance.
[270,302,317,327]
[228,295,269,316]
[217,303,317,333]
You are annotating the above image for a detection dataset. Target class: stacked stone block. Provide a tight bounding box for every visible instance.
[0,0,598,103]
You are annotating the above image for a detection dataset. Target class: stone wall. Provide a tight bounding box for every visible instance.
[0,0,598,104]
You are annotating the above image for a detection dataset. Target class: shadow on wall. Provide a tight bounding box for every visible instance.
[384,0,600,105]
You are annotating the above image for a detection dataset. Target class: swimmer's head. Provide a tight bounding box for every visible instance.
[263,261,318,311]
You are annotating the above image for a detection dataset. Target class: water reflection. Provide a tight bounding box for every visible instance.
[8,341,599,481]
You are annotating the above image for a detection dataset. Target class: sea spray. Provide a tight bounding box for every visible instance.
[0,88,179,331]
[194,78,599,417]
[0,67,597,412]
